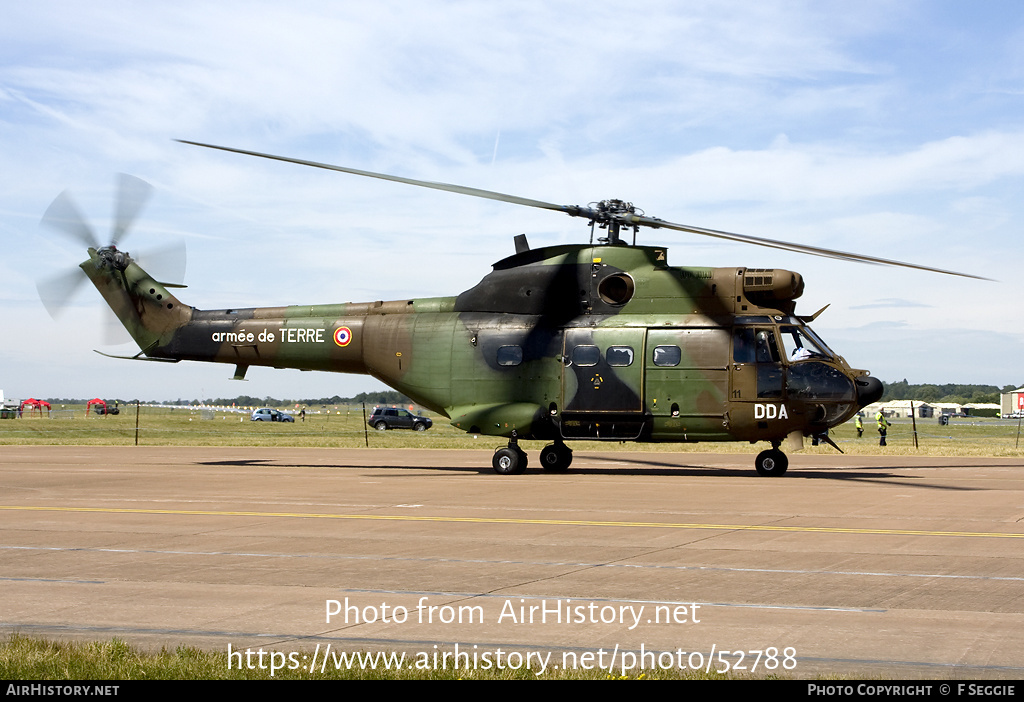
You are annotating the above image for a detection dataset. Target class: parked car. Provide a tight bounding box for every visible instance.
[250,408,295,423]
[367,407,432,432]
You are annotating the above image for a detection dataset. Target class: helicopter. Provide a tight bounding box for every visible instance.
[38,141,987,476]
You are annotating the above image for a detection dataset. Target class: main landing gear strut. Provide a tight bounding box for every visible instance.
[492,432,573,475]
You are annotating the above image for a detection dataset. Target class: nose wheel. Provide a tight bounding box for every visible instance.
[754,448,788,476]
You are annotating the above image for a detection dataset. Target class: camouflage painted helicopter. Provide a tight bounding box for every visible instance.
[39,141,985,476]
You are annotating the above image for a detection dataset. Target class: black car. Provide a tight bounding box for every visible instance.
[367,407,432,431]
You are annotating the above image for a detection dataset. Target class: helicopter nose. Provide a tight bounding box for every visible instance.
[855,376,884,407]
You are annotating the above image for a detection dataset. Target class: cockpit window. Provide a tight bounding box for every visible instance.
[800,326,836,358]
[778,326,831,362]
[733,328,756,363]
[755,331,780,363]
[733,328,780,364]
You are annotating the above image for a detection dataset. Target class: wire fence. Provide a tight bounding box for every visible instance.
[826,416,1024,451]
[0,404,481,449]
[1,405,1021,453]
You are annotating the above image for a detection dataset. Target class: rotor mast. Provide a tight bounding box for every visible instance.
[589,199,643,245]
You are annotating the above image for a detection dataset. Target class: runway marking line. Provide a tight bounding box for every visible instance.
[1,505,1022,539]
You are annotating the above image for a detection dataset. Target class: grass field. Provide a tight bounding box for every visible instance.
[0,634,738,680]
[2,403,1022,458]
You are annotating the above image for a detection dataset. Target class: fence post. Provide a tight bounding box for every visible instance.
[911,401,919,449]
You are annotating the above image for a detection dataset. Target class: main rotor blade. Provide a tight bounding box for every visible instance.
[176,140,588,217]
[111,173,153,247]
[631,214,992,280]
[41,191,100,249]
[177,139,988,280]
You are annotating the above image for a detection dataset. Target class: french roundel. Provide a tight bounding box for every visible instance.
[334,326,353,347]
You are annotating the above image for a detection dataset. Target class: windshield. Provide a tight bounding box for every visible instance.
[778,325,834,362]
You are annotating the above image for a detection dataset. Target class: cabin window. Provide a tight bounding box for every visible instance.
[496,345,523,366]
[652,345,681,367]
[572,345,600,366]
[606,346,634,367]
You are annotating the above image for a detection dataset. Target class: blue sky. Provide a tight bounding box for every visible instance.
[2,1,1022,401]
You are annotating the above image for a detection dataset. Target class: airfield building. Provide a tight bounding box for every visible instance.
[1002,388,1024,417]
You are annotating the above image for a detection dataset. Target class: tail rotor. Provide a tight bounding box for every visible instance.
[37,175,185,322]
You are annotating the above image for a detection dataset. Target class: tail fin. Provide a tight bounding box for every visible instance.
[81,247,192,356]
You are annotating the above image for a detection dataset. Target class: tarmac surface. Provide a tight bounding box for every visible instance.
[2,445,1023,679]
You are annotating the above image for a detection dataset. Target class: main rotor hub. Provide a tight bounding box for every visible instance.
[591,199,643,244]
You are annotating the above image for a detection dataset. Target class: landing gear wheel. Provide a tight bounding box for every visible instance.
[754,449,788,476]
[540,444,573,472]
[492,447,527,475]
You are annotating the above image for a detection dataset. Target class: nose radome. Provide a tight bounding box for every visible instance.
[856,376,884,407]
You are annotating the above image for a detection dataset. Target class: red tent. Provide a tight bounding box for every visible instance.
[19,398,51,417]
[86,398,106,416]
